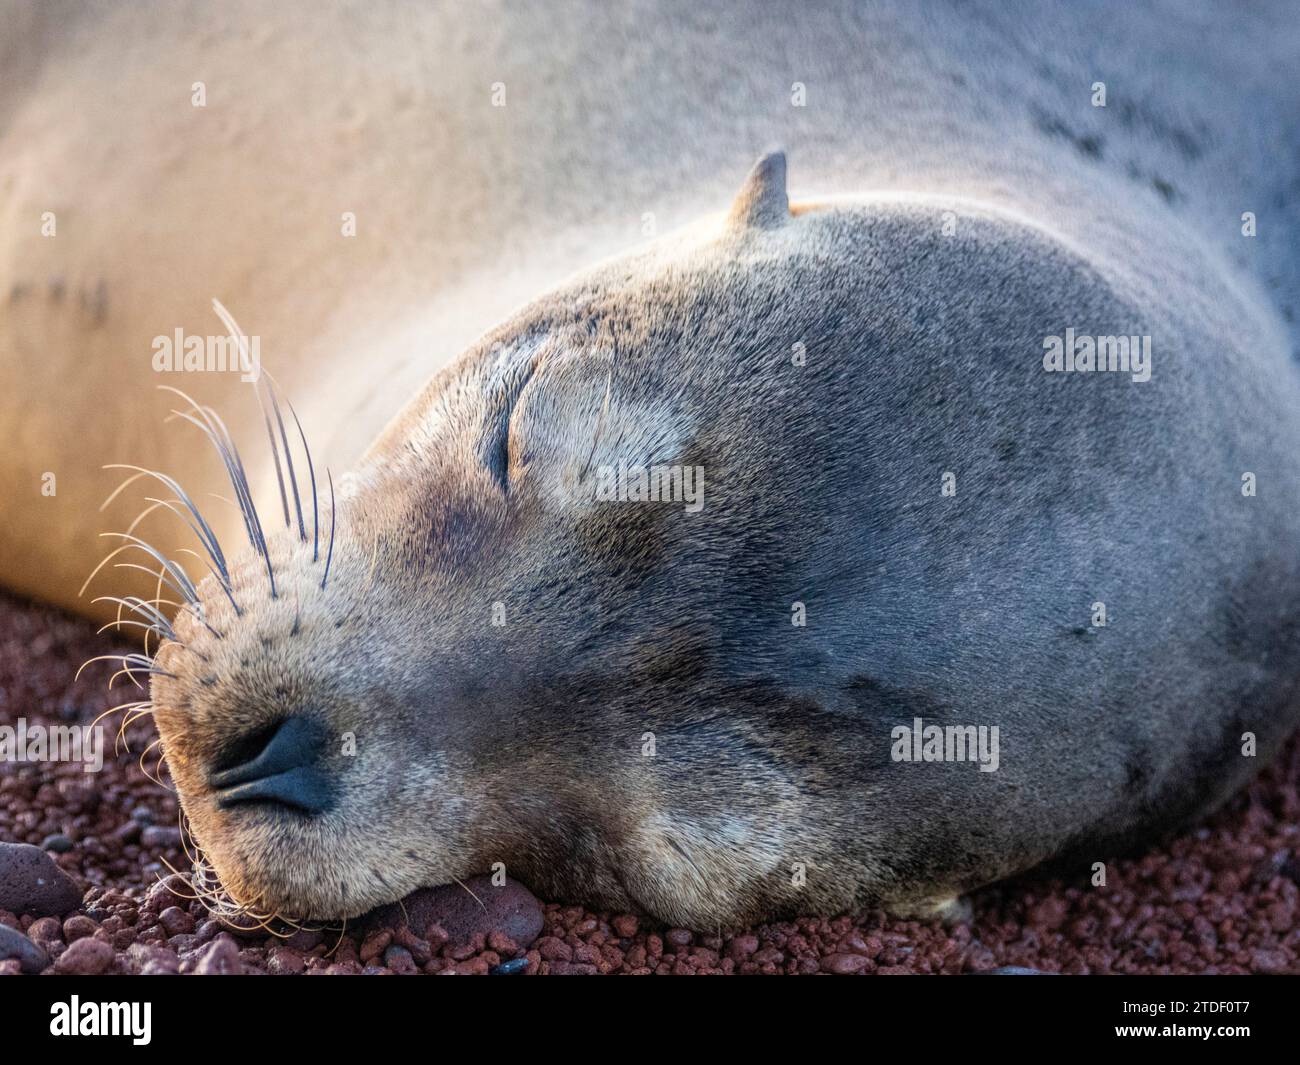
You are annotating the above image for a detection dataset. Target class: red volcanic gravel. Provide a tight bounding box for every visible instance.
[1,590,1298,975]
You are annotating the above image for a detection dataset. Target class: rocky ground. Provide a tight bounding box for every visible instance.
[1,590,1298,975]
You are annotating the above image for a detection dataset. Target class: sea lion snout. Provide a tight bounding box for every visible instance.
[209,715,335,815]
[145,532,475,923]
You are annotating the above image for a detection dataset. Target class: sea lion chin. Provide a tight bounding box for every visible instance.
[147,152,1300,929]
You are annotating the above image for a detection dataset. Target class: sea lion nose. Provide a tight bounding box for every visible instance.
[209,715,335,815]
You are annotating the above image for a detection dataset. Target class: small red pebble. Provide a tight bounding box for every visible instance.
[54,937,114,975]
[665,928,693,949]
[158,906,194,937]
[359,929,392,963]
[822,952,870,974]
[726,933,759,959]
[535,936,572,962]
[61,915,97,942]
[383,944,419,974]
[26,917,63,945]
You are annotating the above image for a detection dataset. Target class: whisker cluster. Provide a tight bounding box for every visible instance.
[73,298,344,920]
[156,818,337,940]
[79,300,339,662]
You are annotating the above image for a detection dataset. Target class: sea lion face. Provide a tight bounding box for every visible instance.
[148,267,752,922]
[149,155,872,925]
[149,243,807,923]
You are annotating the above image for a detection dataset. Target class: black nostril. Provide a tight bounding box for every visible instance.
[210,720,283,778]
[210,716,325,787]
[210,715,334,815]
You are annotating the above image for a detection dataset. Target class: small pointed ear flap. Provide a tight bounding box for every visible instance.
[726,150,789,230]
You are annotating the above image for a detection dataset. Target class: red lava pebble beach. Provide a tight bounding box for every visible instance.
[2,590,1298,976]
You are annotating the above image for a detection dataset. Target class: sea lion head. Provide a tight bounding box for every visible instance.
[147,152,912,926]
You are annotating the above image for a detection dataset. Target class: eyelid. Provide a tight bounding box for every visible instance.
[477,338,542,493]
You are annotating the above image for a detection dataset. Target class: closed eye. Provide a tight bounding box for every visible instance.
[476,337,542,493]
